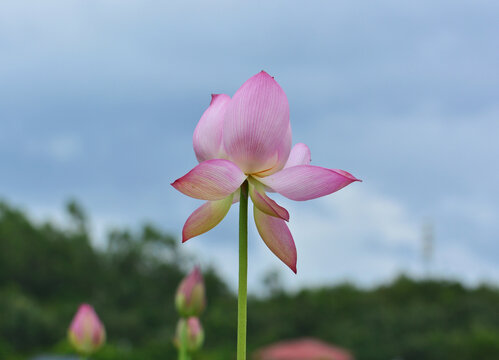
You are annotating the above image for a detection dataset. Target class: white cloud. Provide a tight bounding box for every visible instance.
[277,185,422,290]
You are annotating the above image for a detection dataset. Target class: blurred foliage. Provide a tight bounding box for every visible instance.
[0,200,498,360]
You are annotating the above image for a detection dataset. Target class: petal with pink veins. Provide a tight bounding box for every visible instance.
[193,94,231,162]
[258,165,361,201]
[255,124,292,177]
[254,207,297,273]
[284,143,311,168]
[171,159,247,200]
[249,179,289,221]
[182,193,234,242]
[223,71,291,174]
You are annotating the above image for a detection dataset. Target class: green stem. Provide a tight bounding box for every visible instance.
[237,181,249,360]
[179,319,189,360]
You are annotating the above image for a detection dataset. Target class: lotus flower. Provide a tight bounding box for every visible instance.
[68,304,106,355]
[172,71,360,273]
[175,266,206,317]
[174,317,205,352]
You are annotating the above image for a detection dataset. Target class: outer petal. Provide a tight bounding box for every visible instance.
[232,188,240,204]
[254,207,297,273]
[249,179,289,221]
[172,159,246,200]
[258,165,361,201]
[223,71,291,174]
[182,194,234,242]
[193,94,231,162]
[284,143,311,168]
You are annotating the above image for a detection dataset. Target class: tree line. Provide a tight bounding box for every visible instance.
[1,200,498,360]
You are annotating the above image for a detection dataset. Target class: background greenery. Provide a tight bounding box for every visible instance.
[1,200,498,360]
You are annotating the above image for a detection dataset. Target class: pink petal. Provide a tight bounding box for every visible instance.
[249,180,289,221]
[258,165,361,201]
[223,71,291,174]
[254,124,292,177]
[182,194,234,242]
[172,159,247,200]
[254,207,297,273]
[193,94,231,162]
[284,143,311,168]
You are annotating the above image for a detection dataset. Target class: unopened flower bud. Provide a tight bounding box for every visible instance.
[174,317,204,352]
[175,266,206,317]
[68,304,106,355]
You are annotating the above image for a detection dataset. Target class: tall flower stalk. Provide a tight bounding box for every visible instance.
[172,71,360,359]
[179,322,189,360]
[237,180,249,359]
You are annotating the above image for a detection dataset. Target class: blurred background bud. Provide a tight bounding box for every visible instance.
[175,266,206,317]
[68,303,106,355]
[174,317,204,353]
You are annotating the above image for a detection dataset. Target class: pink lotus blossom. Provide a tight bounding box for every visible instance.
[68,304,106,355]
[172,71,360,273]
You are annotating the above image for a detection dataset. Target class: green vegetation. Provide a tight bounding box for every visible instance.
[1,200,498,360]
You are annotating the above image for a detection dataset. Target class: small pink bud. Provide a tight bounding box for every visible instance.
[174,317,204,352]
[68,304,106,355]
[175,266,206,317]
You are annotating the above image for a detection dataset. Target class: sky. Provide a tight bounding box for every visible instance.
[1,0,498,293]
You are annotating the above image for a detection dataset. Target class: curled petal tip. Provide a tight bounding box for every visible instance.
[258,70,275,79]
[332,169,362,182]
[258,70,274,79]
[259,165,360,201]
[171,179,182,190]
[210,93,226,105]
[182,223,192,243]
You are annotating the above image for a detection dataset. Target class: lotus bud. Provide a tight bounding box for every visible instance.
[175,266,206,317]
[174,317,204,352]
[68,304,106,355]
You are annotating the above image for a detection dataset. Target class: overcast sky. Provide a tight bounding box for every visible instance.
[1,0,498,293]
